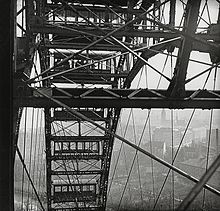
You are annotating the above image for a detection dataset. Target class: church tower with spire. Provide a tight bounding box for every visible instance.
[161,109,167,127]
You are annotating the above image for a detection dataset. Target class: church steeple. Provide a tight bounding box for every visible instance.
[175,112,179,124]
[161,109,166,126]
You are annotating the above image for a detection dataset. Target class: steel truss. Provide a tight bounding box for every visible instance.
[44,107,119,210]
[15,87,220,109]
[13,0,220,211]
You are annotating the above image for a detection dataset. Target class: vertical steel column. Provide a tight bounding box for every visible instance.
[169,0,176,26]
[217,3,220,24]
[168,0,201,97]
[45,108,52,210]
[99,108,121,209]
[0,0,14,210]
[13,108,23,162]
[216,129,219,158]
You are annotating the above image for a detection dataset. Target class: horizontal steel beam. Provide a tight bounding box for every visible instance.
[45,3,144,14]
[51,207,99,211]
[46,42,122,51]
[31,24,220,42]
[51,154,103,160]
[50,71,128,78]
[51,136,109,141]
[46,40,212,54]
[14,88,220,109]
[50,0,129,6]
[45,3,143,14]
[52,78,114,84]
[49,70,127,84]
[53,52,115,59]
[51,170,102,175]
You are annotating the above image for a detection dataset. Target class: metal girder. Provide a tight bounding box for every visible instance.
[51,0,130,7]
[53,52,114,60]
[22,0,37,77]
[46,3,144,14]
[51,207,100,211]
[99,108,120,208]
[14,1,220,210]
[31,24,220,42]
[1,1,14,210]
[124,40,170,87]
[46,104,107,210]
[45,108,52,210]
[46,42,123,51]
[49,70,128,84]
[16,147,46,211]
[169,0,176,26]
[177,154,220,211]
[12,107,23,162]
[57,0,170,84]
[32,87,220,197]
[30,42,172,84]
[14,87,220,109]
[51,155,103,160]
[46,39,215,54]
[51,136,109,141]
[168,0,201,97]
[28,0,171,82]
[51,170,102,175]
[53,79,114,84]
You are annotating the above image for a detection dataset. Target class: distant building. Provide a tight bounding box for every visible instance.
[192,127,207,142]
[205,128,220,157]
[178,156,220,189]
[160,109,186,128]
[153,127,181,147]
[178,129,220,188]
[143,140,166,159]
[160,109,174,127]
[175,113,186,128]
[161,109,169,127]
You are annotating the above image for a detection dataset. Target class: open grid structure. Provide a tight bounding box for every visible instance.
[10,0,220,210]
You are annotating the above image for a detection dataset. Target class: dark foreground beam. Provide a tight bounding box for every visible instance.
[177,154,220,210]
[14,88,220,109]
[0,1,14,210]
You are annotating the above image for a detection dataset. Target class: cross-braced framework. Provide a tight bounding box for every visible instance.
[13,0,220,211]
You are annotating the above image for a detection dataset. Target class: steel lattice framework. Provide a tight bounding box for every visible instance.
[12,0,220,211]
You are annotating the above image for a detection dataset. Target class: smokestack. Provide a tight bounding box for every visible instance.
[216,129,219,158]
